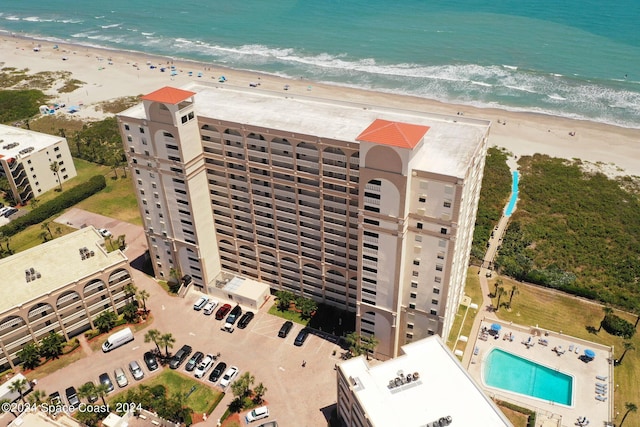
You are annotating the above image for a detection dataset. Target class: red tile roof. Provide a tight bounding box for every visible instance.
[356,119,430,149]
[141,87,196,104]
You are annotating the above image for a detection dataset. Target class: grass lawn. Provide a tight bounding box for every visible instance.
[139,370,221,414]
[446,268,483,354]
[490,274,640,421]
[88,317,155,353]
[268,303,308,326]
[497,406,529,427]
[24,347,86,382]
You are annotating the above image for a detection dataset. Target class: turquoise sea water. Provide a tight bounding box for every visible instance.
[1,1,639,127]
[484,348,573,405]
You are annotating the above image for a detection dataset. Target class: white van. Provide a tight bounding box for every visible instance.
[102,327,134,352]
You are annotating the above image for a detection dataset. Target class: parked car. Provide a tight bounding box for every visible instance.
[219,366,239,388]
[208,362,227,383]
[65,386,80,407]
[203,300,219,315]
[82,381,98,403]
[256,422,278,427]
[49,391,62,405]
[237,312,254,329]
[185,351,204,372]
[278,321,293,338]
[114,367,128,388]
[246,406,270,423]
[194,354,215,379]
[98,373,114,393]
[215,304,232,320]
[98,228,112,237]
[129,360,144,380]
[225,305,242,325]
[294,328,310,346]
[144,351,159,371]
[170,344,193,369]
[193,296,209,311]
[3,208,17,218]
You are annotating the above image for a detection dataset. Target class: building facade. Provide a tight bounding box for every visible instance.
[337,336,513,427]
[0,125,76,204]
[0,227,133,370]
[118,84,490,358]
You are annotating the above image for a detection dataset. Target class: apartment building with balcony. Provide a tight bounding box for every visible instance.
[0,226,133,370]
[0,125,76,204]
[337,335,512,427]
[118,83,490,358]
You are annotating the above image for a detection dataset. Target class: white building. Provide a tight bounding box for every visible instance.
[0,227,133,371]
[337,336,513,427]
[0,125,76,204]
[117,84,490,358]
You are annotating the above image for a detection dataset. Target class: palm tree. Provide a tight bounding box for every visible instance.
[27,389,47,405]
[361,334,380,360]
[9,378,29,403]
[78,382,97,403]
[144,329,162,353]
[159,333,176,357]
[253,383,267,404]
[41,222,53,240]
[618,341,636,365]
[124,283,138,304]
[138,289,150,313]
[620,402,638,427]
[94,382,110,406]
[599,306,613,331]
[507,285,519,309]
[0,398,16,417]
[50,161,62,191]
[495,286,507,312]
[493,278,503,298]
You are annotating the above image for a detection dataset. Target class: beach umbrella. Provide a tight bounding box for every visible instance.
[491,323,501,331]
[584,349,595,359]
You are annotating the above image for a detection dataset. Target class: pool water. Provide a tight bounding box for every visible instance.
[484,348,573,406]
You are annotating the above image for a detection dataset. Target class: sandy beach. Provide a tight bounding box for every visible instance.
[3,35,640,177]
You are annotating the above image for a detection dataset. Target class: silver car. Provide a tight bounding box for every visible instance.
[129,360,144,380]
[114,367,129,388]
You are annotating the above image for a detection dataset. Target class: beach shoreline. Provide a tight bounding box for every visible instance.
[3,33,640,177]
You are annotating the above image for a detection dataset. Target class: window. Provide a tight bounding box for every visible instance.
[188,112,194,120]
[418,196,426,203]
[139,127,145,134]
[54,146,60,152]
[436,264,443,271]
[433,287,440,294]
[166,144,179,151]
[430,310,438,316]
[363,243,378,250]
[439,239,446,248]
[417,223,423,229]
[410,292,417,299]
[363,218,379,226]
[445,185,454,194]
[412,271,419,277]
[173,178,185,184]
[411,281,418,288]
[444,200,452,208]
[407,323,414,330]
[363,231,378,238]
[440,227,447,235]
[415,235,422,242]
[168,155,181,162]
[163,132,173,138]
[124,124,130,131]
[432,299,438,305]
[420,180,428,190]
[435,276,442,283]
[127,135,132,142]
[413,259,420,266]
[406,333,413,339]
[181,115,188,124]
[437,252,445,260]
[137,179,143,185]
[152,183,157,189]
[409,303,416,309]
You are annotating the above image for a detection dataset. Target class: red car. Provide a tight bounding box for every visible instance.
[215,304,232,320]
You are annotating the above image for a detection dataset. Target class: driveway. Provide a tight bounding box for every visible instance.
[37,209,341,426]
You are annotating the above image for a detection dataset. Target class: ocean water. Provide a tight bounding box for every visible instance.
[1,0,639,128]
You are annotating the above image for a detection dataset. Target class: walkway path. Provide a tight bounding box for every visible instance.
[77,334,93,356]
[461,160,519,368]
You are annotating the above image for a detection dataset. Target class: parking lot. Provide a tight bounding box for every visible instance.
[30,211,343,426]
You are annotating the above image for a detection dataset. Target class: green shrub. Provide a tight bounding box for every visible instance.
[0,89,47,123]
[0,175,106,236]
[601,314,636,339]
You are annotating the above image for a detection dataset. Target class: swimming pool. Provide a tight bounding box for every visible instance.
[484,348,573,406]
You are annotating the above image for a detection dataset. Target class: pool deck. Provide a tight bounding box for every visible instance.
[467,318,614,427]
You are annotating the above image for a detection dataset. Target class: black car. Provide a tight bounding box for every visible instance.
[169,344,192,369]
[65,386,80,407]
[208,361,227,383]
[185,351,204,372]
[98,373,114,393]
[49,391,62,405]
[143,351,159,371]
[278,321,293,338]
[225,305,242,325]
[294,328,310,346]
[237,312,254,329]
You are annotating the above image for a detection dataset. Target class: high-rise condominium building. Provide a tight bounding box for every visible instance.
[118,84,490,358]
[0,124,76,204]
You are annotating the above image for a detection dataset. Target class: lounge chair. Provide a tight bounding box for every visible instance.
[596,382,607,388]
[596,375,607,381]
[569,344,575,352]
[595,395,607,402]
[474,346,479,356]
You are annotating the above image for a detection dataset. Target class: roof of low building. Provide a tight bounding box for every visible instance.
[0,124,65,160]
